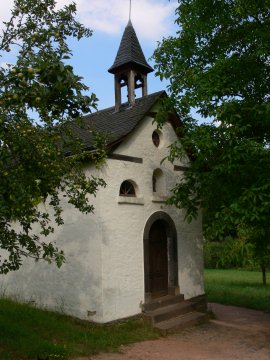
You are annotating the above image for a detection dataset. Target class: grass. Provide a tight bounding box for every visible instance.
[3,269,269,359]
[204,269,270,312]
[0,298,159,360]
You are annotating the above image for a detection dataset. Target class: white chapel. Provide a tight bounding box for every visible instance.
[2,20,206,329]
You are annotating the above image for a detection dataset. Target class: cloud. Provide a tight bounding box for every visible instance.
[73,0,178,41]
[1,0,177,42]
[0,62,9,70]
[0,0,13,27]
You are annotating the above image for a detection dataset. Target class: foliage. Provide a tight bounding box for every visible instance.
[153,0,270,281]
[205,269,270,312]
[0,0,106,273]
[0,297,158,360]
[204,237,255,269]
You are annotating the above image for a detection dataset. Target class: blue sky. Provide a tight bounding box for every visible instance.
[1,0,179,111]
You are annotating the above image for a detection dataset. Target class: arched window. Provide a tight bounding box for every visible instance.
[152,169,165,195]
[119,180,136,197]
[152,173,157,193]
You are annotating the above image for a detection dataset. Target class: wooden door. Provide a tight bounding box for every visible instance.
[149,220,168,298]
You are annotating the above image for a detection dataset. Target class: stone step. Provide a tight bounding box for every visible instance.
[155,311,207,334]
[145,301,193,324]
[142,294,184,312]
[187,295,208,312]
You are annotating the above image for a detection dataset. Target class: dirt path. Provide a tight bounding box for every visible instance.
[74,303,270,360]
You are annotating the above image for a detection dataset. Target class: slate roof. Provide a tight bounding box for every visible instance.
[70,91,167,152]
[108,20,153,74]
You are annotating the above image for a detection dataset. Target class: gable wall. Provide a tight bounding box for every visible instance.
[88,110,204,322]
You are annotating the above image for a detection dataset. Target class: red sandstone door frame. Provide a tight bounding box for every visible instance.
[143,211,179,302]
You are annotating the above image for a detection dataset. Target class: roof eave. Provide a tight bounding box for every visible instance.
[108,61,154,75]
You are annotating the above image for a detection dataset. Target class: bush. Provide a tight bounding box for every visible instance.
[204,241,224,269]
[204,237,256,269]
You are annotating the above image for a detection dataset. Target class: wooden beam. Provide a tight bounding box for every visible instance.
[108,154,143,164]
[174,165,190,171]
[146,111,157,118]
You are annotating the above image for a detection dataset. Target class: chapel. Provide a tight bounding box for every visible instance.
[2,19,206,329]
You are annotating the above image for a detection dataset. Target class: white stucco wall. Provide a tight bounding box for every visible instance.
[0,104,204,323]
[1,196,105,322]
[85,109,204,322]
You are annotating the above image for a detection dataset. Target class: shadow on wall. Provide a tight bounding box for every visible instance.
[178,232,204,298]
[1,224,103,321]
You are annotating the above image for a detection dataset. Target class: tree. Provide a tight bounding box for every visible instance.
[0,0,106,273]
[153,0,270,284]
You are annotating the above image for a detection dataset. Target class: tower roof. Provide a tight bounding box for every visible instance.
[108,20,153,74]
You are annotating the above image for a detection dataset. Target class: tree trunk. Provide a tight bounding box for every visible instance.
[261,264,267,286]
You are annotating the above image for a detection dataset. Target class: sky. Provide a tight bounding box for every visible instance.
[0,0,179,110]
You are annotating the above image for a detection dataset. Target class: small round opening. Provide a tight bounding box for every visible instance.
[152,130,160,147]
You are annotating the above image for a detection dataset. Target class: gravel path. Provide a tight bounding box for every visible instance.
[73,303,270,360]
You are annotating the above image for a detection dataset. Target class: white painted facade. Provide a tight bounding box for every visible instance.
[0,103,204,323]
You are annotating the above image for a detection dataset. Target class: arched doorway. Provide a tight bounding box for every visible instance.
[149,220,168,298]
[144,212,179,301]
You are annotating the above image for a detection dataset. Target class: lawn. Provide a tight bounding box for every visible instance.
[0,298,159,360]
[2,269,269,359]
[204,269,270,312]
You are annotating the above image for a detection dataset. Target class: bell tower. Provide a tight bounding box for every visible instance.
[108,20,153,111]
